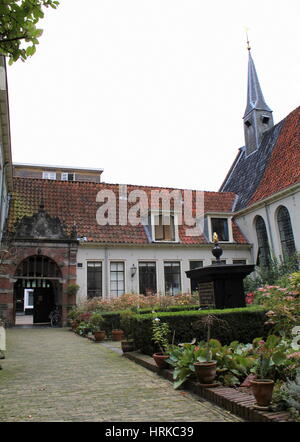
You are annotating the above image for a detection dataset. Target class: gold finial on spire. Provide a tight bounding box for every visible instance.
[245,27,251,51]
[213,232,219,243]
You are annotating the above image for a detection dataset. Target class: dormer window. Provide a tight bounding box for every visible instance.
[244,120,252,128]
[42,171,56,180]
[154,214,175,241]
[61,172,75,181]
[211,217,230,242]
[151,212,178,242]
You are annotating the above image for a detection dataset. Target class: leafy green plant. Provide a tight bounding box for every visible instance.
[167,343,201,389]
[120,310,134,340]
[251,335,288,380]
[244,254,299,293]
[194,314,228,362]
[76,321,91,336]
[151,318,171,354]
[281,368,300,421]
[66,284,80,296]
[250,273,300,338]
[88,312,105,333]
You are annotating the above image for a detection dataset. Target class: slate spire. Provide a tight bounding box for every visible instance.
[243,46,274,155]
[244,50,272,118]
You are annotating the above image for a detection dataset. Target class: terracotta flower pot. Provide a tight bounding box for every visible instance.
[153,352,170,369]
[112,329,125,341]
[194,361,217,385]
[94,331,106,342]
[250,379,274,407]
[121,340,135,353]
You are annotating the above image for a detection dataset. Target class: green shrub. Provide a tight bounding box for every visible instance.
[131,306,268,355]
[244,254,299,292]
[89,312,105,332]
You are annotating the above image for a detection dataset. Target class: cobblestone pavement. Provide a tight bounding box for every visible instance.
[0,328,242,422]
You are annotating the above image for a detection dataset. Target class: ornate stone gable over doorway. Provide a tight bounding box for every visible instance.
[14,202,70,241]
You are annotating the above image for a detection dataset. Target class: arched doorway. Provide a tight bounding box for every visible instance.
[14,255,62,325]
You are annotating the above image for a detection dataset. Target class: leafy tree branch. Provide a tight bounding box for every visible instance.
[0,0,59,63]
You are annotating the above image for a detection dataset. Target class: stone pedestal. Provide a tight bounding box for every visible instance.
[186,264,255,309]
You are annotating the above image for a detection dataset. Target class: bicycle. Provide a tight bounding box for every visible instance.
[49,306,61,327]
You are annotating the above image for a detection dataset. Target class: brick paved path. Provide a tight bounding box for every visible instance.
[0,328,242,422]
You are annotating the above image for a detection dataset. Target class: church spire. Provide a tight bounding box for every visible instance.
[244,50,272,118]
[243,44,274,155]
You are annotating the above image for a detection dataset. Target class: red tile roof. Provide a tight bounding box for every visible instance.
[249,106,300,206]
[9,178,248,245]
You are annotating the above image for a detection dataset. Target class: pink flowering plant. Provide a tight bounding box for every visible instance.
[245,271,300,339]
[76,292,199,313]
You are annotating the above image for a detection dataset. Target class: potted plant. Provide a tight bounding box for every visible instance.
[193,314,226,386]
[112,328,125,341]
[89,312,106,342]
[151,317,171,369]
[66,283,80,297]
[67,308,80,330]
[120,310,135,353]
[250,337,277,408]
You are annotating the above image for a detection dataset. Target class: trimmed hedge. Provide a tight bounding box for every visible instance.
[99,305,201,334]
[131,306,270,355]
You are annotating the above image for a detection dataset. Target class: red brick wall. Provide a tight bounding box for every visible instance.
[0,241,78,326]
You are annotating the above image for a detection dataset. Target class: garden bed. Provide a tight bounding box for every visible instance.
[124,350,290,422]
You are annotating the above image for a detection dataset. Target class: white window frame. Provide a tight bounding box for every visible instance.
[189,260,204,269]
[42,171,56,180]
[86,260,103,299]
[61,172,75,181]
[207,215,233,243]
[138,260,158,295]
[163,260,182,296]
[24,289,34,310]
[150,210,180,243]
[109,261,126,297]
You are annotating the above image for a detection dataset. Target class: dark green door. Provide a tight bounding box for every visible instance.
[33,288,54,323]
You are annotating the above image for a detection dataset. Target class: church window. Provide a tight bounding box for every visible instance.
[255,216,270,268]
[277,206,296,259]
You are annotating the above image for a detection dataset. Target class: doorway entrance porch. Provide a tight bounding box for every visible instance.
[13,255,63,326]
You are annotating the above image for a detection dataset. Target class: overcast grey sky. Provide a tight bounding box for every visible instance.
[7,0,300,191]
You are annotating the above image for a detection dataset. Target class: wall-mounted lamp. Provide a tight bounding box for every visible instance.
[130,264,137,278]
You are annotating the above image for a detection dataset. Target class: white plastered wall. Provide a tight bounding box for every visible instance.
[76,245,252,301]
[234,190,300,264]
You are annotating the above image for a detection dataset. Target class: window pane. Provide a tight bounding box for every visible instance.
[110,262,125,296]
[212,260,226,265]
[154,214,175,241]
[139,262,157,295]
[28,292,34,306]
[110,271,118,281]
[255,216,270,268]
[211,218,229,241]
[189,261,203,270]
[233,259,247,265]
[87,261,102,298]
[277,206,296,259]
[111,281,118,290]
[164,262,181,295]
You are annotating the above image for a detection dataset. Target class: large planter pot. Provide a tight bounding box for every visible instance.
[112,329,124,341]
[194,361,217,385]
[250,379,274,407]
[121,340,135,353]
[153,352,170,369]
[94,331,106,342]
